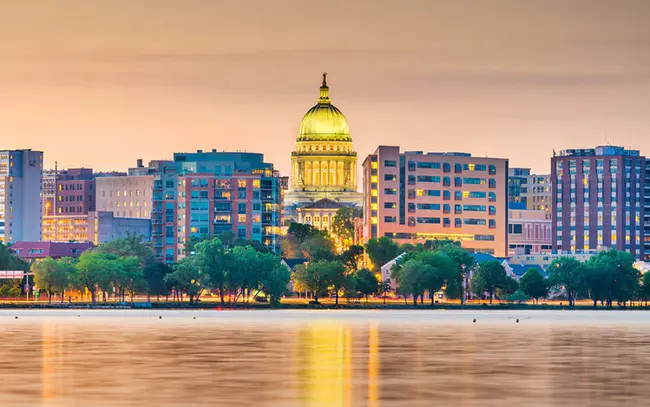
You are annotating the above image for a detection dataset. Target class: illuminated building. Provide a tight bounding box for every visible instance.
[525,173,551,218]
[139,151,281,263]
[552,145,645,260]
[296,198,343,231]
[0,149,43,243]
[95,175,154,219]
[284,74,363,225]
[362,145,508,257]
[41,211,150,245]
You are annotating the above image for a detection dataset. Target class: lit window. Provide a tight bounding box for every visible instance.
[371,162,378,169]
[252,180,260,188]
[238,214,246,222]
[371,190,378,197]
[371,176,378,183]
[370,203,378,210]
[238,180,247,188]
[371,217,378,224]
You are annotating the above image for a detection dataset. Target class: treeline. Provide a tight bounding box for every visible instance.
[30,233,290,305]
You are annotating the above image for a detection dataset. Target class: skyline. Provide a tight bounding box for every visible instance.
[1,0,649,175]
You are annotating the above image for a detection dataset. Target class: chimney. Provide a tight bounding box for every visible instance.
[136,159,143,168]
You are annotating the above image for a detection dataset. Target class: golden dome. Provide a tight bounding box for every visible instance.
[297,73,352,142]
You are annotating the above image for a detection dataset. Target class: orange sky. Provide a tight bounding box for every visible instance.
[1,0,649,176]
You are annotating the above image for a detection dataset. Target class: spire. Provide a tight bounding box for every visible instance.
[319,72,330,104]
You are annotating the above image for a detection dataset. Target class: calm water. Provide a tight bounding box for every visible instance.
[1,310,650,407]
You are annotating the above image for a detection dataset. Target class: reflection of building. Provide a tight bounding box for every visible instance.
[508,209,552,255]
[0,149,43,243]
[296,198,343,231]
[552,146,645,260]
[362,146,509,257]
[284,74,363,224]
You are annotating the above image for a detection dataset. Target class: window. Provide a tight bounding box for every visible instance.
[417,176,441,183]
[454,191,462,201]
[475,235,494,241]
[238,180,247,188]
[417,162,440,169]
[417,203,440,210]
[489,165,497,175]
[238,203,246,214]
[384,202,396,209]
[384,160,397,167]
[454,163,462,173]
[252,179,260,188]
[489,206,496,215]
[238,214,247,222]
[489,192,497,202]
[454,177,462,187]
[489,179,497,188]
[384,216,397,223]
[455,218,462,228]
[464,218,486,225]
[417,217,441,224]
[443,176,451,187]
[443,163,451,173]
[384,174,397,181]
[463,205,486,212]
[454,204,462,214]
[384,188,397,195]
[467,191,486,198]
[509,224,523,234]
[489,219,496,229]
[238,188,246,199]
[443,218,451,228]
[463,177,486,185]
[443,190,451,201]
[443,204,451,214]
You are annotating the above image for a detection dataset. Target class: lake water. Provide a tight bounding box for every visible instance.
[1,310,650,407]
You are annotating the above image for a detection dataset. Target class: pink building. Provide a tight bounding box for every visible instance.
[362,146,508,257]
[10,241,93,260]
[507,209,552,255]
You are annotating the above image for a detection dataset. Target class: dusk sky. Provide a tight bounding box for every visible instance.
[1,0,649,176]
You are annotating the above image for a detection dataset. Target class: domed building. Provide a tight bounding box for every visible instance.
[284,74,363,228]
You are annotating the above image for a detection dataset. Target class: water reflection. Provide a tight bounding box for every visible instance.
[1,311,650,406]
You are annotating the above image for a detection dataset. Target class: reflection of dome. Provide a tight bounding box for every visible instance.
[297,74,352,142]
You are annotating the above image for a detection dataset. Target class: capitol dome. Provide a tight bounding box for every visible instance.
[297,74,352,142]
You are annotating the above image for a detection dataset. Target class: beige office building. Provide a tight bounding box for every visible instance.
[362,146,508,257]
[95,175,154,219]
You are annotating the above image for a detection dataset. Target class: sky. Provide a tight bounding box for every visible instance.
[0,0,649,176]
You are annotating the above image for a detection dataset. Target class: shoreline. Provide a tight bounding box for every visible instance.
[1,302,649,311]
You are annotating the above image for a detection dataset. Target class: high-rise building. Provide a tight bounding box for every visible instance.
[645,159,650,261]
[362,146,508,257]
[552,146,645,260]
[52,168,95,215]
[0,150,43,243]
[143,151,281,263]
[508,168,530,209]
[284,74,363,224]
[524,173,552,218]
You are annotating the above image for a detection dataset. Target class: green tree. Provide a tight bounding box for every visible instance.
[143,261,172,300]
[165,256,204,305]
[97,233,154,266]
[378,279,391,304]
[32,258,69,303]
[193,238,229,304]
[74,251,113,303]
[338,245,364,272]
[418,251,456,305]
[255,253,290,305]
[471,260,508,304]
[120,256,144,303]
[519,268,548,304]
[293,261,331,303]
[438,244,475,304]
[507,290,530,304]
[331,206,362,248]
[548,257,586,308]
[392,259,427,306]
[365,236,400,272]
[300,233,336,262]
[354,268,378,302]
[497,276,519,299]
[642,272,650,307]
[324,260,347,305]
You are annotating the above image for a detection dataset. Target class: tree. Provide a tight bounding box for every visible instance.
[143,261,172,300]
[507,290,530,304]
[120,256,144,303]
[193,238,228,305]
[519,268,548,303]
[471,260,508,304]
[293,262,331,303]
[339,245,364,272]
[497,276,519,299]
[365,236,400,272]
[74,251,114,303]
[642,272,650,307]
[165,257,204,305]
[331,206,362,248]
[32,258,67,303]
[548,257,586,308]
[256,253,290,305]
[585,249,639,308]
[354,268,378,302]
[438,244,475,304]
[378,279,391,304]
[300,233,336,262]
[324,261,347,305]
[392,259,427,306]
[417,251,455,305]
[97,233,154,266]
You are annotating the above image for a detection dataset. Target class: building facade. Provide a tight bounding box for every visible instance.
[508,209,552,255]
[145,151,281,263]
[284,74,363,223]
[508,167,530,209]
[552,146,645,260]
[52,168,95,215]
[362,146,508,257]
[0,150,43,244]
[524,173,552,218]
[95,175,154,219]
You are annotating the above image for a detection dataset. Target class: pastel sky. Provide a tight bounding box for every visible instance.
[1,0,649,176]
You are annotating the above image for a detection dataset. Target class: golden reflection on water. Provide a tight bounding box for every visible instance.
[1,311,650,407]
